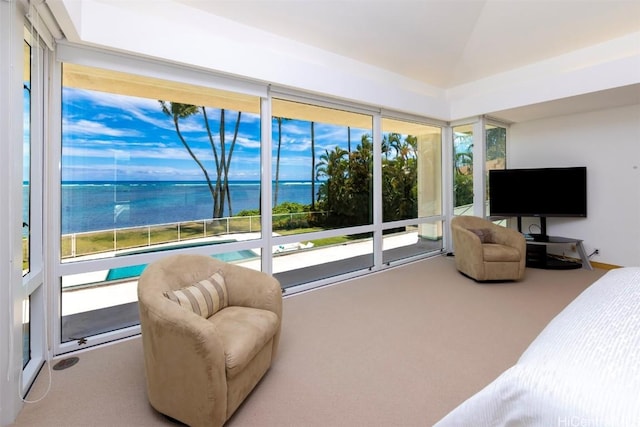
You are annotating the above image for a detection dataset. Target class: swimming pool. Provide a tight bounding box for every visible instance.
[105,250,258,281]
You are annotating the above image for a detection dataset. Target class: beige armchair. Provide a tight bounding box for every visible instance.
[450,216,526,281]
[137,254,282,427]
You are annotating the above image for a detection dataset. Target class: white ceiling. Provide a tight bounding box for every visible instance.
[176,0,640,89]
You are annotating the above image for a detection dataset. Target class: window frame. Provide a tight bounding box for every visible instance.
[49,44,448,355]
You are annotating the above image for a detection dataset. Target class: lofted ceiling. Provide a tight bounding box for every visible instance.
[175,0,640,89]
[46,0,640,122]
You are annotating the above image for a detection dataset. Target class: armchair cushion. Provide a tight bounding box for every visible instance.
[209,306,279,379]
[163,270,228,318]
[482,243,521,262]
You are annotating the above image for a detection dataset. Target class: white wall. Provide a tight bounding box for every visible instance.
[48,0,449,119]
[48,1,640,124]
[448,33,640,120]
[509,104,640,267]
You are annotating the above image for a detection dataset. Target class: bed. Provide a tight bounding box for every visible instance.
[434,267,640,427]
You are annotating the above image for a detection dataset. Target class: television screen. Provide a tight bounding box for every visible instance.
[489,167,587,218]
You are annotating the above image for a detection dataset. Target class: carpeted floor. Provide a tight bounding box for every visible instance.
[13,255,606,426]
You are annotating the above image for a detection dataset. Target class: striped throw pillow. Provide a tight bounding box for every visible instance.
[164,270,228,318]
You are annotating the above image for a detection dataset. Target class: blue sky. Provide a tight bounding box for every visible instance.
[60,88,371,182]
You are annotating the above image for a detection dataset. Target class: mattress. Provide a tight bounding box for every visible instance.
[434,267,640,427]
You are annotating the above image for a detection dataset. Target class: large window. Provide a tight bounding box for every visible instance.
[52,53,446,351]
[453,124,474,216]
[381,118,443,263]
[60,63,262,344]
[485,123,507,216]
[452,121,508,219]
[271,98,375,288]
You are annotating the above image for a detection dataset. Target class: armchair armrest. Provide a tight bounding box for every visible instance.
[451,224,486,275]
[221,262,283,358]
[488,223,526,254]
[452,225,484,255]
[139,295,228,426]
[222,262,283,318]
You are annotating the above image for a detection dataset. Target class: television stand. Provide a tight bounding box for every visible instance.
[525,236,593,270]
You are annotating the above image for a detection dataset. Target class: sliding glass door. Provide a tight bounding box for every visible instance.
[381,118,443,263]
[271,98,375,288]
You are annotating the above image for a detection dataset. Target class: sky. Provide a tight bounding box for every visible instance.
[59,87,371,182]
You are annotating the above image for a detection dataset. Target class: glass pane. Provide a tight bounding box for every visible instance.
[22,297,30,368]
[382,222,443,263]
[23,40,31,276]
[273,232,374,288]
[381,119,442,221]
[381,118,442,262]
[485,124,507,216]
[60,63,261,338]
[61,64,261,262]
[272,99,373,230]
[270,99,373,287]
[453,124,473,216]
[61,248,261,342]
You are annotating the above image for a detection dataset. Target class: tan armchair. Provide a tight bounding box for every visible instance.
[137,254,282,427]
[450,216,526,281]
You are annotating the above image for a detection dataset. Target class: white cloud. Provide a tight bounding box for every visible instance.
[63,119,143,138]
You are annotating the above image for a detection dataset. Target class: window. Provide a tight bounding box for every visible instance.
[52,51,448,350]
[381,118,443,263]
[59,63,262,343]
[485,123,507,216]
[453,124,474,215]
[23,40,31,278]
[21,27,46,396]
[271,98,374,287]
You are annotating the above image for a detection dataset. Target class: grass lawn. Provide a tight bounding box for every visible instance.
[53,223,356,260]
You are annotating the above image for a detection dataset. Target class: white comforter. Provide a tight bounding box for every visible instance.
[434,267,640,427]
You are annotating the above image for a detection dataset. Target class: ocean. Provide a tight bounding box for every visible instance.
[51,181,316,234]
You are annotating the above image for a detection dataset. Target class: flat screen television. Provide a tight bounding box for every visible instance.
[489,166,587,241]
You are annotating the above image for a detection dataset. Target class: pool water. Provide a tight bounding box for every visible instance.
[105,250,258,281]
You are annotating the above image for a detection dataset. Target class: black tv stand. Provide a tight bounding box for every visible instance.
[529,233,549,242]
[517,216,550,242]
[525,236,592,270]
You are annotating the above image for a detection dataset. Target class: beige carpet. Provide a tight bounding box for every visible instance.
[13,256,606,426]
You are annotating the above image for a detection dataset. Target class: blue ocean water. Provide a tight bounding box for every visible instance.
[55,181,315,234]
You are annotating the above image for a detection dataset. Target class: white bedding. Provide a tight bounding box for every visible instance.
[434,267,640,427]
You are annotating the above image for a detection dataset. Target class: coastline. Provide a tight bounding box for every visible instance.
[46,180,322,234]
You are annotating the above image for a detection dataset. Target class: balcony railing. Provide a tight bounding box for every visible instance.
[61,211,326,259]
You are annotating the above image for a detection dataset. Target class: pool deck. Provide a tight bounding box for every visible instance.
[61,231,430,316]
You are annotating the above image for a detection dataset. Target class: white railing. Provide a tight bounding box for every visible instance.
[63,211,325,258]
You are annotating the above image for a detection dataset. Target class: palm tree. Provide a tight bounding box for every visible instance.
[160,101,242,218]
[316,146,349,214]
[223,110,242,216]
[382,132,402,159]
[160,101,218,218]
